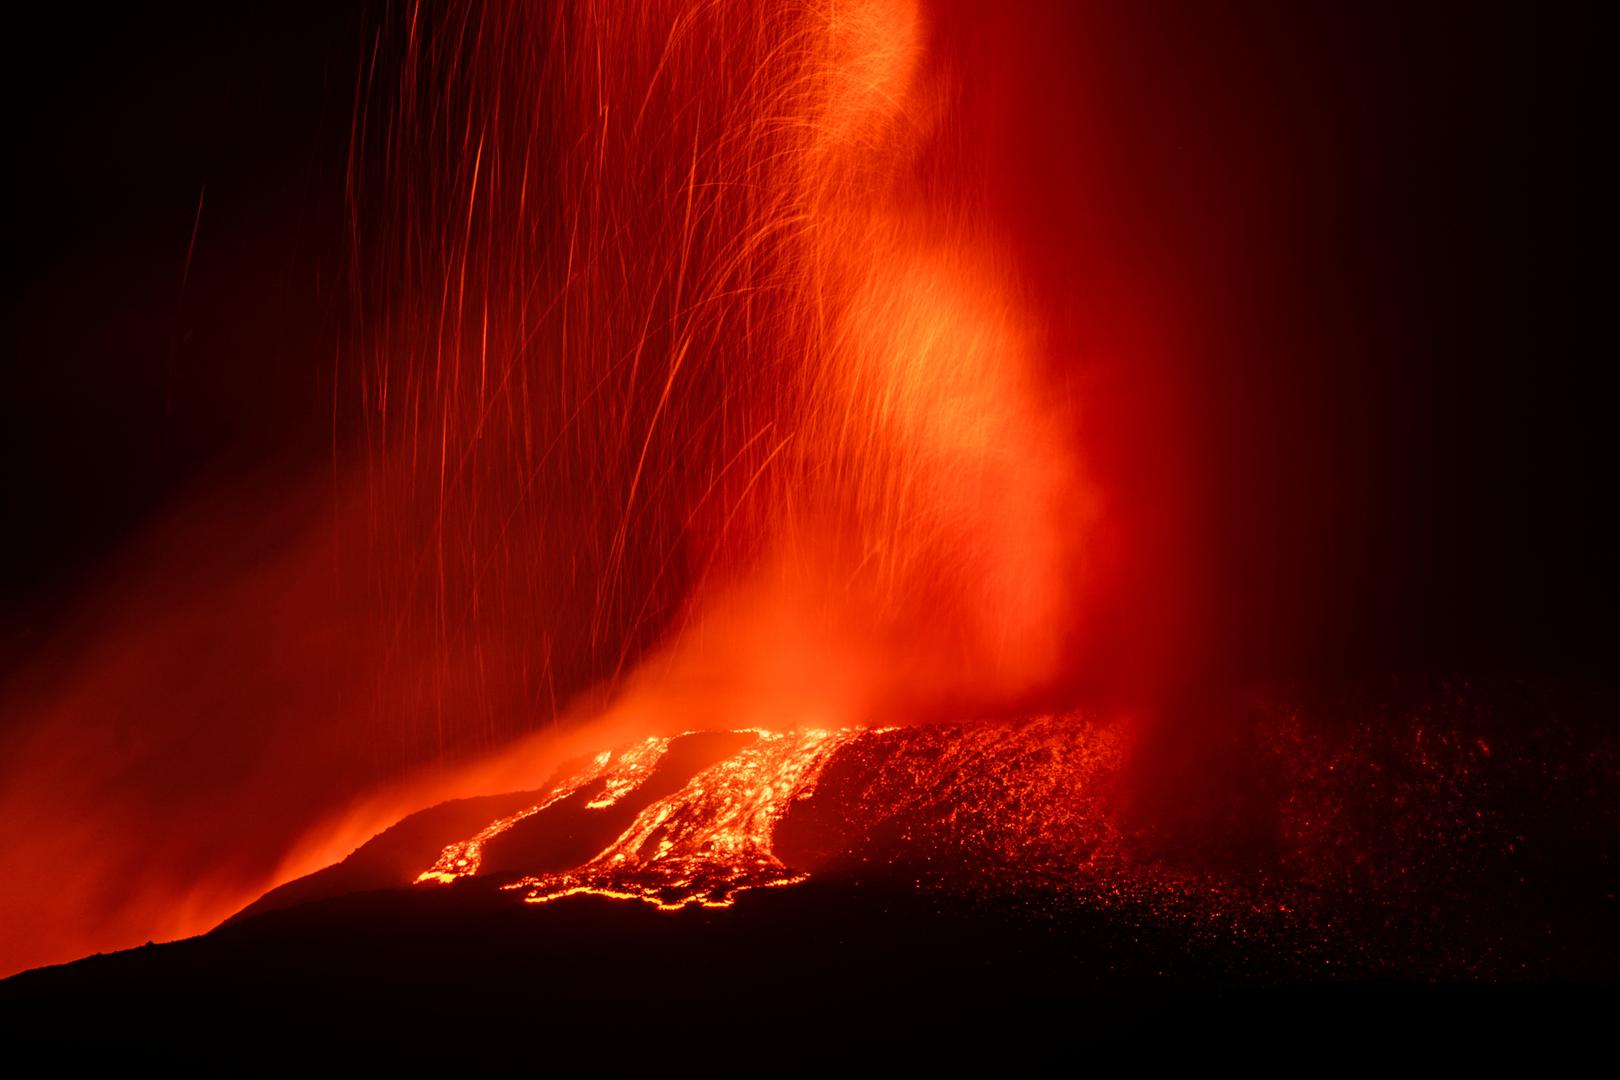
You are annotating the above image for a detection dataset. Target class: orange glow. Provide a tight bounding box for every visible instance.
[500,728,872,909]
[416,738,668,884]
[0,0,1098,976]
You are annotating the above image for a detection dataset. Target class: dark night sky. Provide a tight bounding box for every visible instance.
[1,1,1609,687]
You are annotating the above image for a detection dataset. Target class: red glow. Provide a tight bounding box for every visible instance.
[0,0,1206,976]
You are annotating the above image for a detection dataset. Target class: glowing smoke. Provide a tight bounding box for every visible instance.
[0,0,1089,976]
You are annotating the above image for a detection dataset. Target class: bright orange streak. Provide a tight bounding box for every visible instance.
[416,727,876,909]
[415,737,671,884]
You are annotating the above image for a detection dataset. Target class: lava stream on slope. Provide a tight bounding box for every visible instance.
[375,682,1617,983]
[422,727,874,909]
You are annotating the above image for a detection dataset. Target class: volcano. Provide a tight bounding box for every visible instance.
[4,677,1615,1059]
[1,0,1607,1062]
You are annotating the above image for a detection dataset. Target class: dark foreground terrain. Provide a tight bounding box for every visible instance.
[4,878,1616,1064]
[4,676,1615,1062]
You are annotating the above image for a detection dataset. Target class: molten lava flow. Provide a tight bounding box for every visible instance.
[416,736,673,884]
[422,728,873,909]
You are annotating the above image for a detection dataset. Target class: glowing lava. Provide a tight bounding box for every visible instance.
[420,727,874,909]
[416,736,674,885]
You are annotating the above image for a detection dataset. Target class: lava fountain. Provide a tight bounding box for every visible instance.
[354,0,1087,744]
[0,0,1096,975]
[380,0,1090,912]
